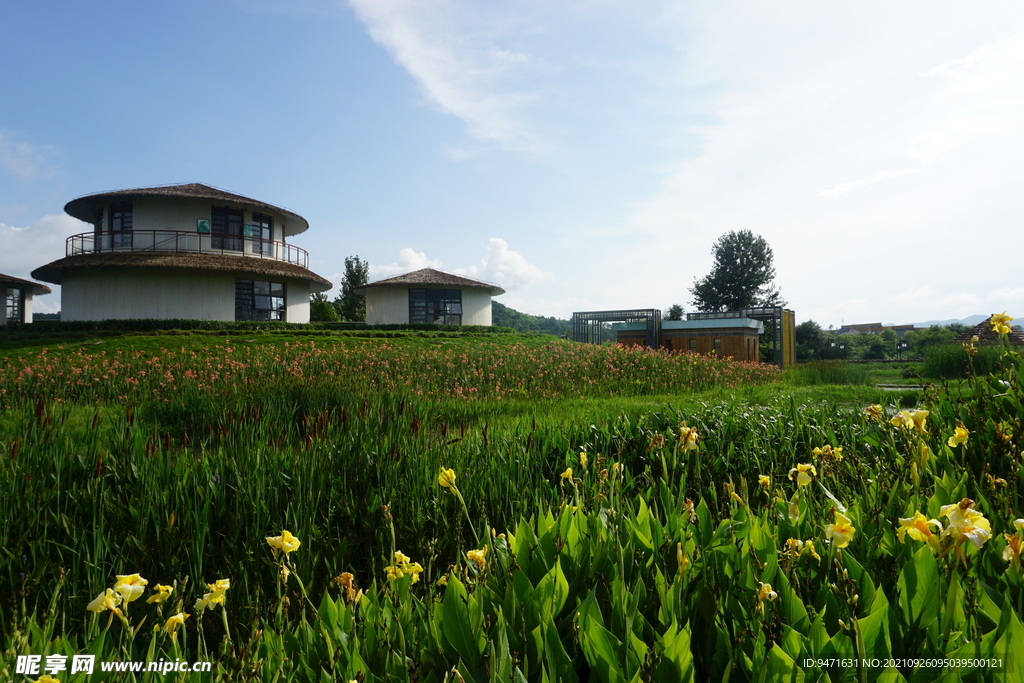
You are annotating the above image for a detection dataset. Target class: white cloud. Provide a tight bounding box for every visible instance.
[348,0,543,152]
[453,238,553,291]
[988,288,1024,303]
[369,247,443,281]
[0,213,84,313]
[920,45,993,78]
[0,130,55,181]
[818,168,919,198]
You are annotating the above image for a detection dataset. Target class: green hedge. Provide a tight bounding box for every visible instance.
[1,319,515,335]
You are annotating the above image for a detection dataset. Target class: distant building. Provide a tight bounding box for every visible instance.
[356,268,504,325]
[836,322,915,337]
[613,318,764,362]
[32,184,331,322]
[2,273,51,325]
[952,315,1024,346]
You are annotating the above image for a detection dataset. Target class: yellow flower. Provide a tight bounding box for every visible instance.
[891,409,929,433]
[438,467,456,490]
[579,451,588,469]
[812,445,843,462]
[385,551,424,584]
[208,578,230,593]
[164,612,189,637]
[897,511,943,548]
[266,530,301,555]
[941,499,991,549]
[758,474,771,488]
[991,311,1014,335]
[87,588,123,614]
[788,463,816,487]
[824,511,856,548]
[114,573,148,602]
[147,584,173,604]
[678,424,699,452]
[865,404,884,422]
[436,574,449,587]
[783,538,804,558]
[33,676,62,683]
[804,540,821,561]
[559,467,573,486]
[947,422,969,448]
[466,547,487,570]
[1003,533,1023,568]
[755,582,778,615]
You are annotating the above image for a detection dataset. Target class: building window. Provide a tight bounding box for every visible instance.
[109,202,133,248]
[251,212,273,256]
[212,206,244,252]
[689,339,697,353]
[714,338,722,357]
[235,279,285,320]
[6,288,23,325]
[409,288,462,324]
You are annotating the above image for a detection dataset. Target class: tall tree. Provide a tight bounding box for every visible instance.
[689,230,785,312]
[664,304,684,321]
[333,255,369,322]
[309,292,340,321]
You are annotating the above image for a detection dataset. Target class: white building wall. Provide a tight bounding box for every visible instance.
[365,287,410,324]
[61,271,238,321]
[23,291,33,324]
[105,197,303,242]
[461,288,493,326]
[285,282,310,323]
[365,286,494,325]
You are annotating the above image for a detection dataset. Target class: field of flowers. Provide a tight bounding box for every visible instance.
[1,326,1022,682]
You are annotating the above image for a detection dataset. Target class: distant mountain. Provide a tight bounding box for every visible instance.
[886,315,990,328]
[492,301,571,336]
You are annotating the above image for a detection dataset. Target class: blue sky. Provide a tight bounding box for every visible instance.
[2,0,1022,328]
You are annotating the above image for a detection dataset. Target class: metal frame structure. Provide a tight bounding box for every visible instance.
[571,309,662,348]
[66,230,309,268]
[688,307,794,367]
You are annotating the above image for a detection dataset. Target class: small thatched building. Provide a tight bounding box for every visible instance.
[32,184,330,322]
[2,273,51,325]
[356,268,504,325]
[952,315,1024,346]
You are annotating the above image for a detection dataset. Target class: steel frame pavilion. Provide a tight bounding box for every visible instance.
[688,306,793,367]
[571,309,662,348]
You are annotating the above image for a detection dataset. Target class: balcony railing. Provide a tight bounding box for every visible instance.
[67,230,309,269]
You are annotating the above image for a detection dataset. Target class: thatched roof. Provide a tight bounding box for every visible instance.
[357,268,505,295]
[31,252,331,292]
[0,272,51,296]
[64,183,309,236]
[953,315,1024,346]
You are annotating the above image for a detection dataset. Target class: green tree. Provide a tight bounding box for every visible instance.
[664,304,684,321]
[309,292,340,322]
[795,320,825,361]
[690,230,785,312]
[333,256,369,322]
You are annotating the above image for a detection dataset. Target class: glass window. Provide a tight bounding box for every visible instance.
[109,202,133,248]
[212,206,244,252]
[251,212,273,255]
[235,279,285,320]
[409,288,462,324]
[714,338,722,357]
[6,288,23,325]
[689,339,697,353]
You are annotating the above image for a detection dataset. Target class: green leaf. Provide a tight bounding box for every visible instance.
[577,593,626,683]
[652,621,695,683]
[896,545,939,631]
[440,574,483,670]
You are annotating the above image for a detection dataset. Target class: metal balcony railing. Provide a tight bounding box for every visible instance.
[66,230,309,269]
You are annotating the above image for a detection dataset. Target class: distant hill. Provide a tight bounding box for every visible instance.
[884,315,998,328]
[492,302,571,336]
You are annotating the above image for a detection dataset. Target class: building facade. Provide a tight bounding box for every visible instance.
[2,273,51,325]
[614,318,763,362]
[32,184,330,322]
[357,268,504,326]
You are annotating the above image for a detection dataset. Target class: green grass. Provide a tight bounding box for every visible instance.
[3,328,1020,682]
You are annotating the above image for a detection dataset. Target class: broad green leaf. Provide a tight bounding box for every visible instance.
[896,545,939,631]
[653,621,695,683]
[440,575,483,670]
[578,593,626,683]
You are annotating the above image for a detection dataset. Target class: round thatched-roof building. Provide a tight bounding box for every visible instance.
[32,183,330,322]
[356,268,504,325]
[2,272,51,325]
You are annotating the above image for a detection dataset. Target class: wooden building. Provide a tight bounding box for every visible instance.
[613,318,763,362]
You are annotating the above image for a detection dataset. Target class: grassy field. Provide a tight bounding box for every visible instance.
[1,328,1021,682]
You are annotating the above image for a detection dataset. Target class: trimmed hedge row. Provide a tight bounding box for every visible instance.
[2,319,516,335]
